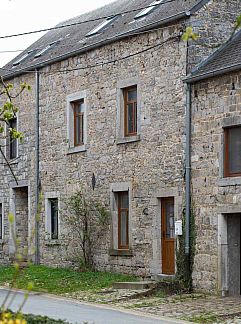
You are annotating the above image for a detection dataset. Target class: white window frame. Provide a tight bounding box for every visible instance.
[134,0,163,19]
[45,192,60,241]
[34,41,58,58]
[116,78,141,144]
[66,90,88,154]
[13,50,34,66]
[86,16,118,37]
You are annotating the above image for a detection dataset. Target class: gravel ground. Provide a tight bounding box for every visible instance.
[64,289,241,323]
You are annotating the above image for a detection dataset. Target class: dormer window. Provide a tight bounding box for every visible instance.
[13,50,34,66]
[134,0,163,19]
[86,16,118,37]
[34,41,58,58]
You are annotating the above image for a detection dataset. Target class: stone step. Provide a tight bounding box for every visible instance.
[113,281,156,290]
[153,274,175,281]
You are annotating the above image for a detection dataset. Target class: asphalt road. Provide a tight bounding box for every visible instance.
[0,288,189,324]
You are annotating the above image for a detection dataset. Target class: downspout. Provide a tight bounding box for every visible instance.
[35,69,40,264]
[185,82,192,257]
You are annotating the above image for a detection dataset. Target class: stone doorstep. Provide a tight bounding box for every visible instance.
[113,281,156,290]
[153,274,175,280]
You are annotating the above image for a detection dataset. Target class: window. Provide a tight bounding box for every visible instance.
[118,192,129,249]
[9,118,17,160]
[0,203,3,240]
[50,198,58,239]
[86,16,118,37]
[13,50,34,66]
[45,193,60,241]
[66,91,87,154]
[73,100,84,146]
[134,0,163,19]
[224,126,241,177]
[34,41,58,58]
[116,79,140,144]
[123,86,137,137]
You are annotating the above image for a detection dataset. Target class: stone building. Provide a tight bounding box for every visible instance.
[0,0,240,291]
[186,29,241,295]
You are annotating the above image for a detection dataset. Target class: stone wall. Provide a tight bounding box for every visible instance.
[191,70,241,291]
[0,74,36,263]
[188,0,239,73]
[0,0,240,285]
[38,24,187,275]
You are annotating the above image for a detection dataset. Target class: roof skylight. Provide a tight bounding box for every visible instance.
[86,16,118,37]
[13,50,34,66]
[134,0,164,19]
[34,41,58,58]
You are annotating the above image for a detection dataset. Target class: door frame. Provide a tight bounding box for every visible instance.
[150,187,181,276]
[218,212,241,296]
[9,181,31,255]
[161,197,175,275]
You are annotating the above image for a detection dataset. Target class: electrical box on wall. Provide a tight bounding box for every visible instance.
[175,220,183,236]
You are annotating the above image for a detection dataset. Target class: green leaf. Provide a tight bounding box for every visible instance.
[8,213,14,224]
[236,14,241,29]
[182,26,199,42]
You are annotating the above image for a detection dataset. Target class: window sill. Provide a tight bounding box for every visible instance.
[218,177,241,187]
[67,145,87,155]
[109,249,133,257]
[45,240,61,246]
[116,135,140,145]
[7,157,19,165]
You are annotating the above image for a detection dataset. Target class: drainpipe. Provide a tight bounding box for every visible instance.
[35,69,40,264]
[185,83,192,256]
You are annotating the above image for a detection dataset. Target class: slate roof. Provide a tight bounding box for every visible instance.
[1,0,208,78]
[186,29,241,83]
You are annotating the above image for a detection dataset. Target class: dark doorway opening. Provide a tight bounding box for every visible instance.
[227,213,241,296]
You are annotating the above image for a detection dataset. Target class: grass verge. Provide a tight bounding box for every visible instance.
[181,312,222,323]
[0,265,137,294]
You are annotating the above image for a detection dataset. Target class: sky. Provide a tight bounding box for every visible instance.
[0,0,114,67]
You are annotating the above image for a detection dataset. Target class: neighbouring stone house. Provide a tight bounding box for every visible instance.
[186,29,241,295]
[0,0,240,292]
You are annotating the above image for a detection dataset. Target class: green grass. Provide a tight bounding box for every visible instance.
[0,265,137,294]
[181,312,222,323]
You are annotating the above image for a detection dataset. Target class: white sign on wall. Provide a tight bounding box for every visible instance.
[175,220,183,236]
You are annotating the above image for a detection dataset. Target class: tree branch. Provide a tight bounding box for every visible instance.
[0,146,18,185]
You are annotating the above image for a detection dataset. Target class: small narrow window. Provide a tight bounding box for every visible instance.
[224,126,241,177]
[134,0,163,19]
[0,204,3,240]
[9,118,17,160]
[73,100,84,146]
[118,192,129,249]
[123,86,137,137]
[86,16,118,37]
[50,198,58,239]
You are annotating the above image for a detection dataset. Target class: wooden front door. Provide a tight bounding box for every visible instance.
[161,197,175,274]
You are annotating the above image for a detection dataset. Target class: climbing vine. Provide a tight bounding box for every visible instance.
[176,205,196,291]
